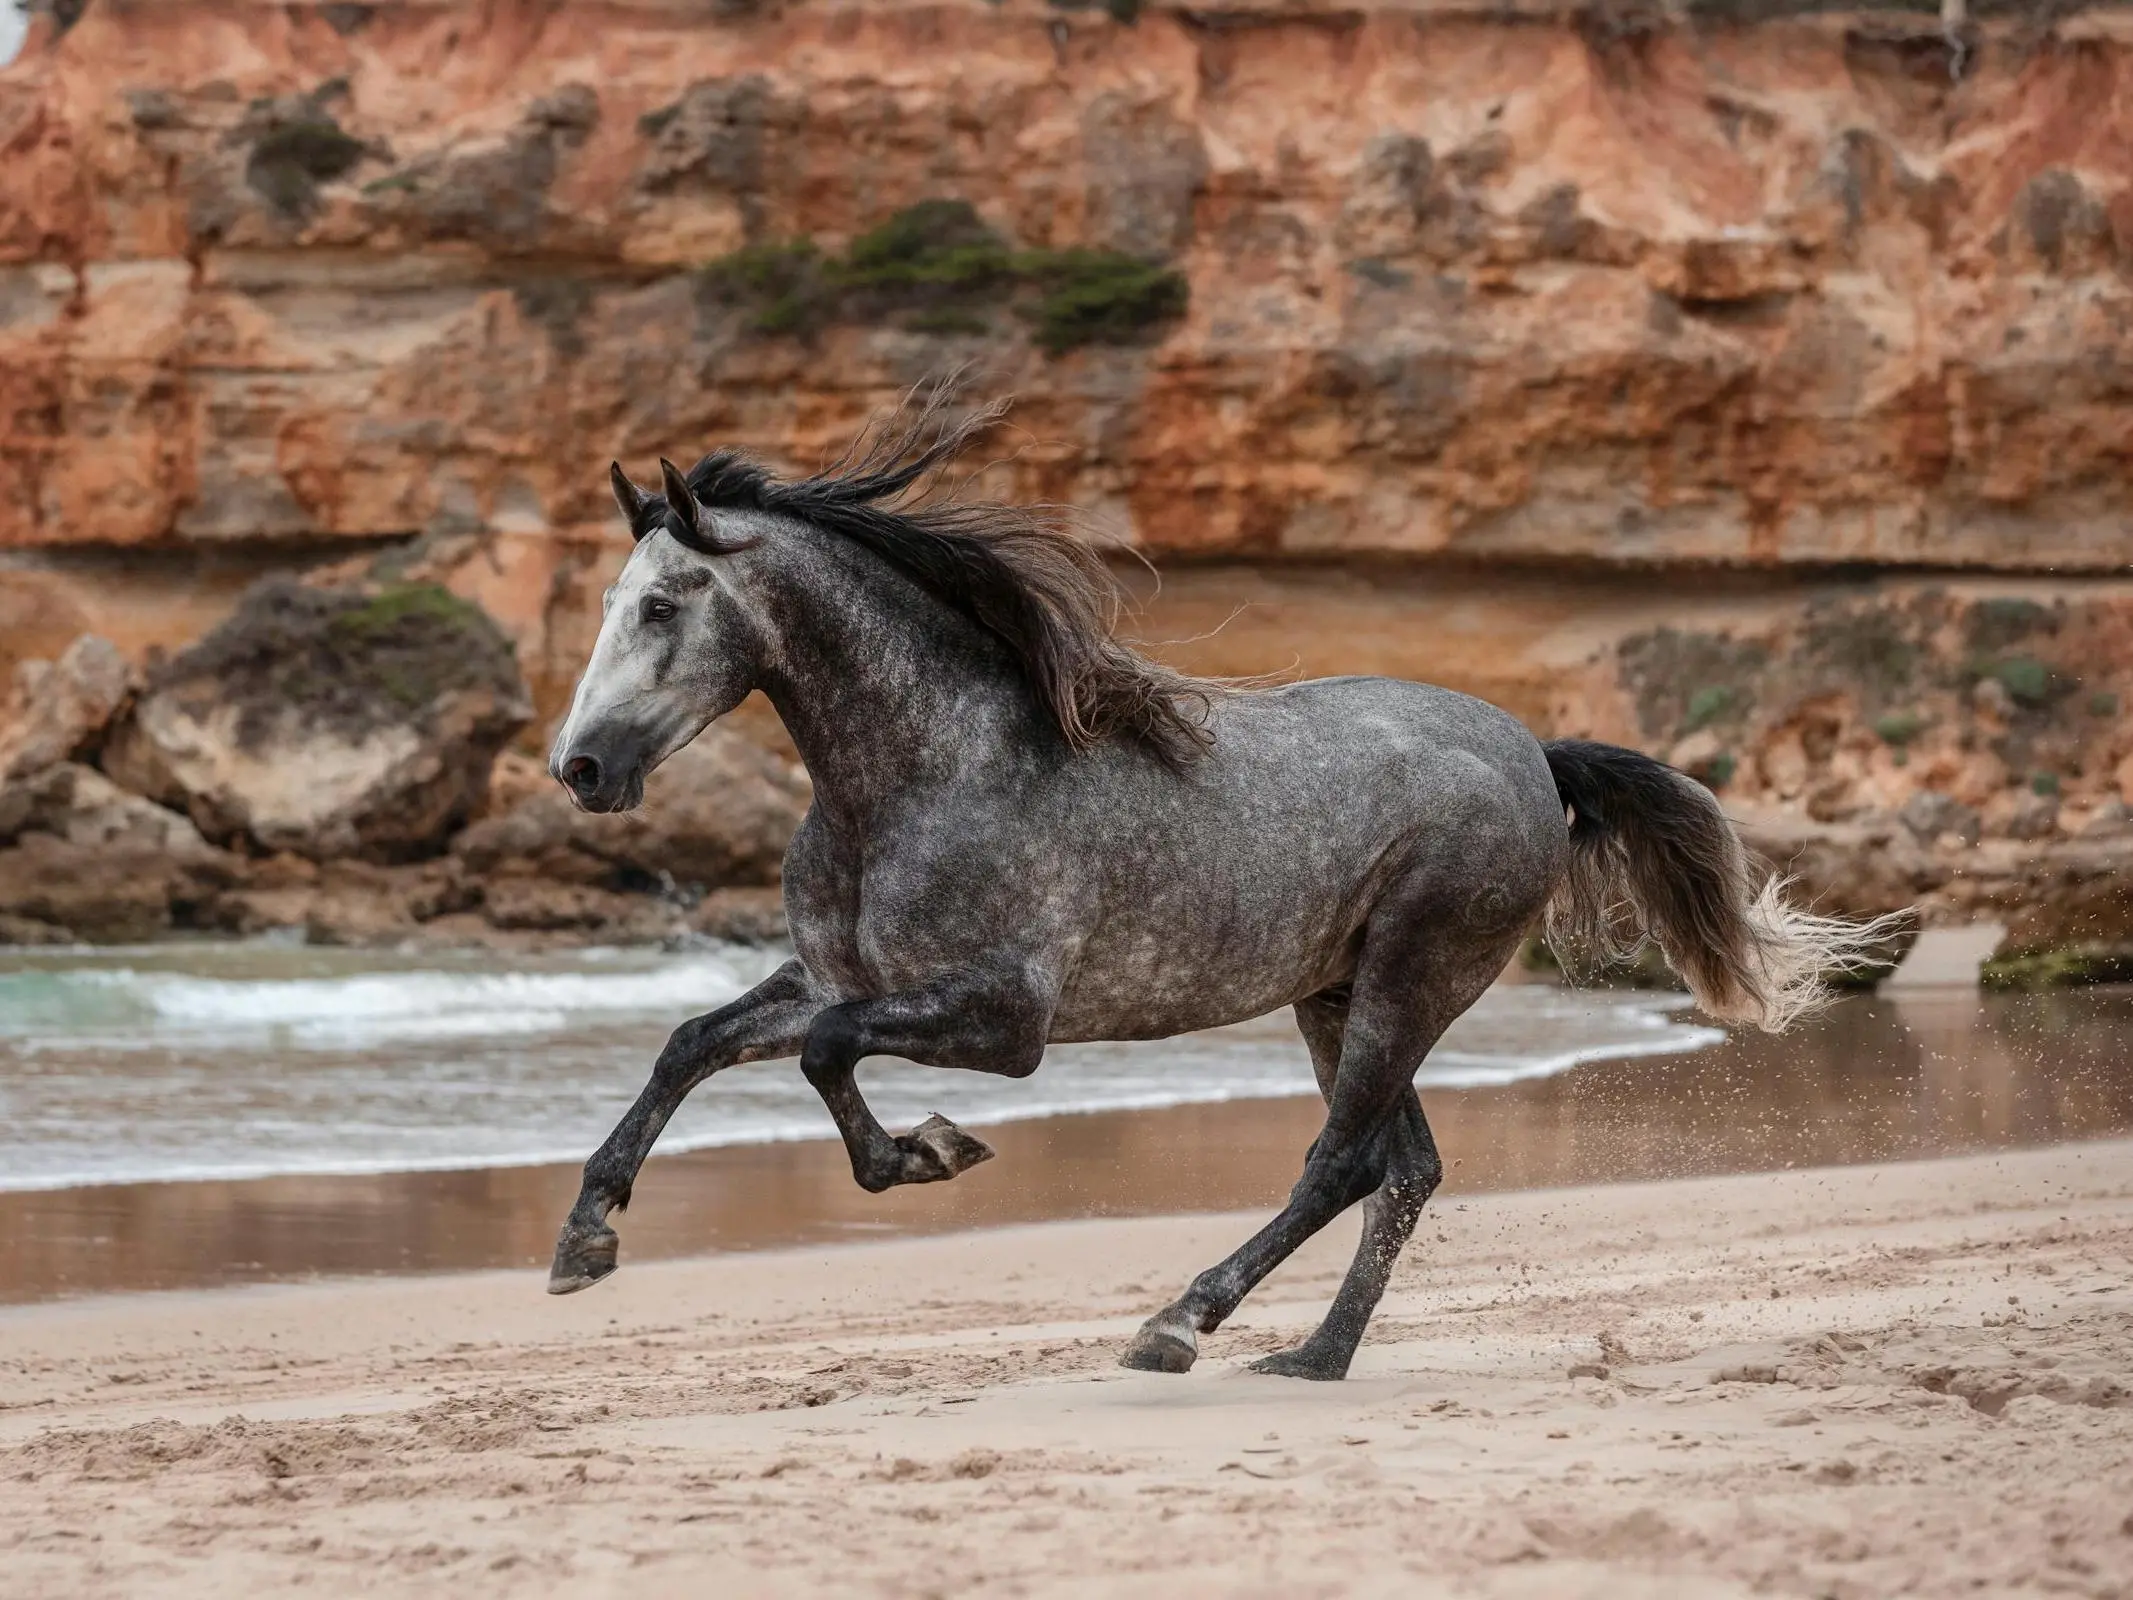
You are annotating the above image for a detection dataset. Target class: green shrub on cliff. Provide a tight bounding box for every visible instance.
[247,114,368,215]
[1015,249,1193,353]
[1967,653,2061,709]
[698,201,1188,354]
[697,241,828,336]
[1873,710,1927,748]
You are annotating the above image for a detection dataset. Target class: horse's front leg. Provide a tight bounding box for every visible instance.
[548,960,821,1293]
[799,970,1050,1193]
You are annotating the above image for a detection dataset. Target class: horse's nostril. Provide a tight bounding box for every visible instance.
[563,755,603,798]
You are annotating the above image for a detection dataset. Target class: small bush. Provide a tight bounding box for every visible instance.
[1613,628,1768,743]
[1680,684,1740,736]
[1800,604,1918,704]
[1968,654,2058,709]
[247,116,368,215]
[1873,709,1927,746]
[1014,249,1191,353]
[697,241,827,335]
[2088,690,2120,719]
[1965,595,2053,655]
[696,201,1188,354]
[2031,770,2061,798]
[834,200,1011,290]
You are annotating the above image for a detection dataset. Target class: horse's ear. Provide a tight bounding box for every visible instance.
[610,462,652,540]
[658,458,699,542]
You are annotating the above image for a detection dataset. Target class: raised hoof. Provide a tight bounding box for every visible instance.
[1247,1344,1352,1382]
[547,1222,619,1296]
[900,1114,995,1183]
[1119,1322,1199,1374]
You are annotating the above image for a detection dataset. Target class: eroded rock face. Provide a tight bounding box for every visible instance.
[6,3,2133,580]
[1554,587,2133,849]
[104,581,533,860]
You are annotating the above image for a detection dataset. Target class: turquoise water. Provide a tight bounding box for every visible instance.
[0,941,1721,1192]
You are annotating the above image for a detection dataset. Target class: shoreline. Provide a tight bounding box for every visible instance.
[2,1139,2128,1596]
[8,982,2131,1306]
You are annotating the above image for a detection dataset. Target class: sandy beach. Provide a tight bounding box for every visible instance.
[1,1137,2128,1598]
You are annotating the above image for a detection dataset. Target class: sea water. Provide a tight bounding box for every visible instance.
[0,941,1722,1192]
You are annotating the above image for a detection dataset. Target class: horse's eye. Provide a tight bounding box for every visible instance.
[640,596,678,624]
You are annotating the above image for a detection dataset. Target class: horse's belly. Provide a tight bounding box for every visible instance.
[1046,905,1358,1042]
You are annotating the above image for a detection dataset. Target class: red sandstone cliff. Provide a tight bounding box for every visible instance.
[5,1,2133,586]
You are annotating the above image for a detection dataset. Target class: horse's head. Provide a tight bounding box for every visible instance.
[549,460,762,813]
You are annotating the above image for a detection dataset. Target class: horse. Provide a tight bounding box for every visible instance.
[544,388,1892,1380]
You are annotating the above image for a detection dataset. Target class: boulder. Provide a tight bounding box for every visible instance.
[478,878,675,938]
[455,724,810,893]
[0,763,239,942]
[0,762,218,857]
[1984,836,2133,988]
[1899,791,1982,849]
[0,635,132,784]
[103,581,533,861]
[0,763,211,942]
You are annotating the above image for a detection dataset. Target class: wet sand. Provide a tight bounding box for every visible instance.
[6,986,2131,1303]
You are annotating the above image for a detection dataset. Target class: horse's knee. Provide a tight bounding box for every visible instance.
[652,1014,717,1089]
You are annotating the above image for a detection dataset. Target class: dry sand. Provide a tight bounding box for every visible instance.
[1,1139,2129,1599]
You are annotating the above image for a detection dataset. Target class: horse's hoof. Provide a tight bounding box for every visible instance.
[1119,1320,1199,1374]
[902,1115,995,1182]
[1247,1343,1351,1382]
[547,1222,619,1295]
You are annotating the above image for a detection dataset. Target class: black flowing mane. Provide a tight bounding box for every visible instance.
[651,391,1217,769]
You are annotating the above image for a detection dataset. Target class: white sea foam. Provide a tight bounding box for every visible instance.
[0,945,1723,1192]
[6,954,768,1051]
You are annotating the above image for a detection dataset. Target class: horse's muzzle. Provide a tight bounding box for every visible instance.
[551,749,645,813]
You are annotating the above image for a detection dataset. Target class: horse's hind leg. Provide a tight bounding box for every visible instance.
[1118,1002,1438,1375]
[1248,1090,1439,1379]
[1245,989,1444,1380]
[1120,887,1514,1376]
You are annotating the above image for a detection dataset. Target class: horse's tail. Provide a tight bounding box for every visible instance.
[1540,738,1907,1033]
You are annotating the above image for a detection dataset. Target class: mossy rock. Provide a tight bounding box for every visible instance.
[112,580,532,862]
[1980,945,2133,991]
[157,579,524,749]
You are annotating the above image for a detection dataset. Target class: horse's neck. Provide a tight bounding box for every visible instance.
[756,541,1029,820]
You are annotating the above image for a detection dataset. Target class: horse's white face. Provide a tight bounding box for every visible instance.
[549,519,756,813]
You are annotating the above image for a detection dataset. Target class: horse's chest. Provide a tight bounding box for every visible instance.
[783,815,1074,1000]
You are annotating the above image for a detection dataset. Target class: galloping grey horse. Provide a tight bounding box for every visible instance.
[547,390,1886,1380]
